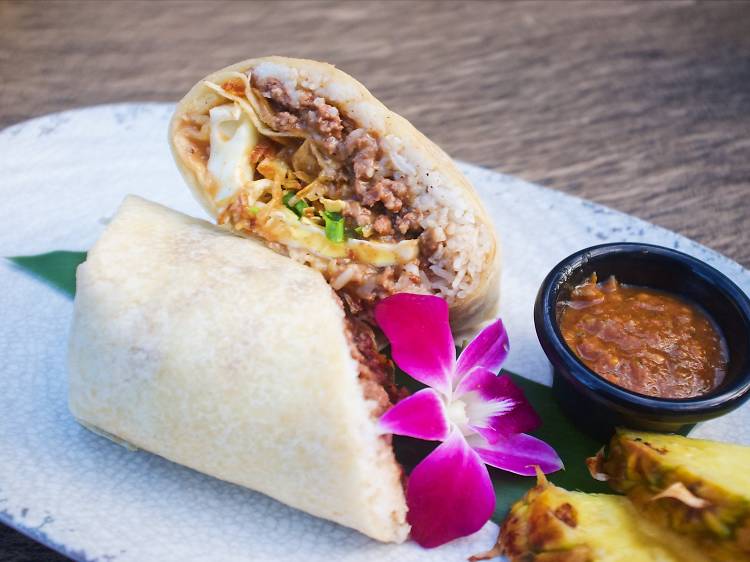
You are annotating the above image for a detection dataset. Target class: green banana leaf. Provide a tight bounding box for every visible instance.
[8,251,86,297]
[8,250,609,525]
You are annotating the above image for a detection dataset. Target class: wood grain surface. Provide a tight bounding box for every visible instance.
[1,1,749,560]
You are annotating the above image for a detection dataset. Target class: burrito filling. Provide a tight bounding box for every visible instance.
[174,64,492,316]
[345,316,406,417]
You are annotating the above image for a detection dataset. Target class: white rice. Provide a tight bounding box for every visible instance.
[415,184,492,303]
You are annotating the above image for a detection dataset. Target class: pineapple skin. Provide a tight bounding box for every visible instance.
[495,472,709,562]
[595,429,750,562]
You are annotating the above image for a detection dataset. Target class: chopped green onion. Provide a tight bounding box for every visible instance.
[353,225,364,237]
[248,206,260,214]
[323,211,345,243]
[345,226,361,240]
[283,191,309,217]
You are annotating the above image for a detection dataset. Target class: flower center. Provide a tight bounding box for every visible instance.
[446,399,473,436]
[444,387,520,437]
[446,399,468,426]
[448,391,517,436]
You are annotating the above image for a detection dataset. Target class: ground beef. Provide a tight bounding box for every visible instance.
[274,111,299,132]
[257,77,297,109]
[320,136,340,156]
[395,210,422,235]
[358,178,408,212]
[297,90,315,108]
[345,317,405,416]
[308,97,343,136]
[339,293,374,327]
[341,131,409,217]
[344,129,378,181]
[375,266,397,294]
[255,77,344,151]
[342,292,366,316]
[327,259,406,305]
[328,260,370,291]
[305,97,345,156]
[342,200,373,226]
[372,214,393,235]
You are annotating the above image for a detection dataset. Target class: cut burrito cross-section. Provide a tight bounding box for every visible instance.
[170,56,500,337]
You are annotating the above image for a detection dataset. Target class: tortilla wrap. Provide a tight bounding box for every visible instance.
[68,196,409,543]
[169,56,500,340]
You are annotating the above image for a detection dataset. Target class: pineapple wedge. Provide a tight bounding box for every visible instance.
[473,470,712,562]
[589,429,750,562]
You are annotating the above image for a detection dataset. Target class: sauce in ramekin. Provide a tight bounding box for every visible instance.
[558,274,727,398]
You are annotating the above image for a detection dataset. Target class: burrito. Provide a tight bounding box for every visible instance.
[68,196,409,543]
[169,56,500,338]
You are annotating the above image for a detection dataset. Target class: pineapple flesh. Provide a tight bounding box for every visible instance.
[589,429,750,562]
[477,471,711,562]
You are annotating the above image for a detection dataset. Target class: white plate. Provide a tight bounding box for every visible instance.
[1,104,748,561]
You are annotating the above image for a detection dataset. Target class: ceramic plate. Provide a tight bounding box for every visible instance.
[1,104,748,561]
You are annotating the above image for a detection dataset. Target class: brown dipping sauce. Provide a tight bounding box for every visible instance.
[558,274,728,398]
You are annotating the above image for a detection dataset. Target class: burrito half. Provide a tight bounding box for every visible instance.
[169,56,500,338]
[68,196,409,542]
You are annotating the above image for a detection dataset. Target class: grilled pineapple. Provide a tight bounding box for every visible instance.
[589,429,750,562]
[472,470,711,562]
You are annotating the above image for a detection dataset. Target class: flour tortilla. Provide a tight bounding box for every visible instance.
[169,56,501,340]
[67,195,409,543]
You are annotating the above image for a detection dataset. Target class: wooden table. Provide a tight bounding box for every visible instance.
[1,1,748,559]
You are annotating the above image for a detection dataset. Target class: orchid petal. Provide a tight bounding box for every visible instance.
[469,432,563,476]
[406,430,495,548]
[455,369,541,443]
[378,389,450,441]
[455,318,509,381]
[375,294,455,396]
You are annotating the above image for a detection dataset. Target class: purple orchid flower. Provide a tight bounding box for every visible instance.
[375,293,563,548]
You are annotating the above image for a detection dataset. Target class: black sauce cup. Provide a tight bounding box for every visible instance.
[534,242,750,440]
